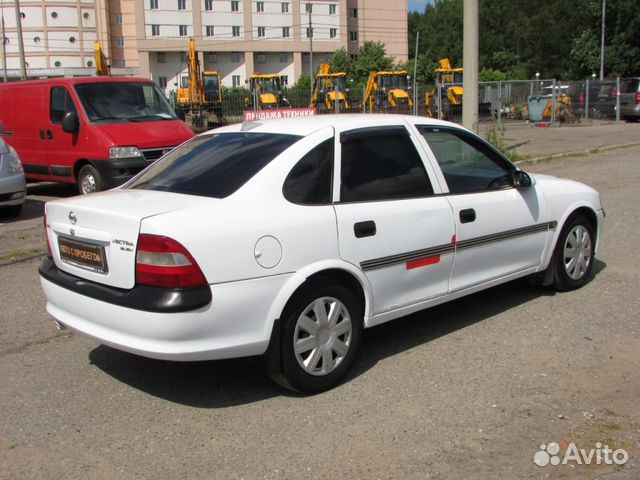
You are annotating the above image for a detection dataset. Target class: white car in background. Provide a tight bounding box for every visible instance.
[0,135,26,217]
[39,115,604,393]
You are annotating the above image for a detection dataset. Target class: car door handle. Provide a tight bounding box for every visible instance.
[39,129,46,140]
[460,208,476,223]
[354,220,376,238]
[47,129,53,140]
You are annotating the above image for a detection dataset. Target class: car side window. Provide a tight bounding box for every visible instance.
[418,126,513,194]
[283,138,333,205]
[50,87,78,124]
[340,127,433,203]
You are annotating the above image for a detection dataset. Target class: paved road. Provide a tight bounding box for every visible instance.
[1,144,639,479]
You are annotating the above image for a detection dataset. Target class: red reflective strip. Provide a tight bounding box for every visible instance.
[451,234,457,244]
[406,255,440,270]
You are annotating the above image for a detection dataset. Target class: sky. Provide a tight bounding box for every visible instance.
[408,0,433,12]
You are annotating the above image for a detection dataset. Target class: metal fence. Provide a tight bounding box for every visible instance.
[205,78,624,128]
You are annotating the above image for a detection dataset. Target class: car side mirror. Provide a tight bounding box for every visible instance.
[513,170,534,188]
[62,111,79,134]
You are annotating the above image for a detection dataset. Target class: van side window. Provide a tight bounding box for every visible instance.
[50,87,78,124]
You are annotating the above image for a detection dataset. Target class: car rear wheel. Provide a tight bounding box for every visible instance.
[552,214,595,291]
[277,282,362,393]
[77,164,102,195]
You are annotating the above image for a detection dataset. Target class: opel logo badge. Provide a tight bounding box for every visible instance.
[68,211,77,225]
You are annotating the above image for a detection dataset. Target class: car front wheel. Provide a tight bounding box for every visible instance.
[278,282,362,393]
[553,214,595,291]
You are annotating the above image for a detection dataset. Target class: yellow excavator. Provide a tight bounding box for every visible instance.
[94,41,110,76]
[245,73,290,110]
[363,70,413,112]
[309,64,349,111]
[176,39,224,130]
[426,58,491,119]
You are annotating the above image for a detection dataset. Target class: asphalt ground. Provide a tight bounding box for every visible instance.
[0,122,639,479]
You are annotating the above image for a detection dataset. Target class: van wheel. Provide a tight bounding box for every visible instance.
[277,282,362,393]
[77,165,101,195]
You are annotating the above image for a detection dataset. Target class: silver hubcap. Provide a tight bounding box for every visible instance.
[563,225,592,280]
[80,173,96,194]
[293,297,353,377]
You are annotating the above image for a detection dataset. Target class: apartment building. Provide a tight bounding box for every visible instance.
[1,0,407,91]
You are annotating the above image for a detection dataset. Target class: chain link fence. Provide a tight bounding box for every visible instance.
[200,78,624,128]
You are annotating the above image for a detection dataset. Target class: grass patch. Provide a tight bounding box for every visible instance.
[604,408,617,417]
[0,247,45,265]
[484,124,530,163]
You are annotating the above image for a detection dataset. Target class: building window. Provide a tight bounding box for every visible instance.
[232,26,240,37]
[279,53,288,63]
[86,60,93,67]
[231,0,239,12]
[157,52,166,63]
[303,53,310,64]
[282,26,290,38]
[281,2,288,13]
[114,60,126,68]
[330,28,337,39]
[180,52,188,62]
[280,75,288,86]
[329,4,336,15]
[33,36,40,43]
[114,13,123,24]
[177,0,186,10]
[158,76,167,88]
[151,24,160,36]
[54,60,62,67]
[306,27,313,38]
[348,8,357,19]
[231,52,240,62]
[204,0,213,10]
[257,26,265,37]
[232,75,240,87]
[305,3,312,13]
[115,36,124,47]
[256,53,266,64]
[51,11,58,18]
[179,25,188,36]
[206,25,214,36]
[208,52,217,63]
[69,36,76,43]
[350,30,358,42]
[149,0,158,9]
[256,1,264,12]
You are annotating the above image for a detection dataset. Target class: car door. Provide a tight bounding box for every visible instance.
[333,124,455,317]
[47,85,80,181]
[416,125,549,293]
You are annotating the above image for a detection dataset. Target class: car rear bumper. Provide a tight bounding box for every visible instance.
[39,259,291,361]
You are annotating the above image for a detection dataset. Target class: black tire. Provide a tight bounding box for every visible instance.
[0,204,22,218]
[77,164,102,195]
[277,282,363,393]
[552,213,595,291]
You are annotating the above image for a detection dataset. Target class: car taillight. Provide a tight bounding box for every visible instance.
[579,91,585,106]
[44,214,52,258]
[612,87,617,98]
[636,92,640,105]
[135,234,207,288]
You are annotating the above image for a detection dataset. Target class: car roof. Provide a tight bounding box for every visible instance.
[210,114,463,137]
[0,76,155,88]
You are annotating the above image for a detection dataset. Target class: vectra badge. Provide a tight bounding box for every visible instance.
[68,211,77,225]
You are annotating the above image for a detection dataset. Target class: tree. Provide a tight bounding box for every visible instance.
[351,42,395,85]
[330,47,351,75]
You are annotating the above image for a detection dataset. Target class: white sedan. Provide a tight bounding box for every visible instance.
[40,115,604,393]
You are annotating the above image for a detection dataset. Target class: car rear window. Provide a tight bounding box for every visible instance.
[620,79,639,94]
[127,132,300,198]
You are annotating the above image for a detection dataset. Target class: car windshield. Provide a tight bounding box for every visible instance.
[75,82,178,123]
[127,132,301,198]
[256,78,279,94]
[203,74,220,102]
[380,75,408,90]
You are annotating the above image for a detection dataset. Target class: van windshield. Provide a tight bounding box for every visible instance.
[74,82,178,123]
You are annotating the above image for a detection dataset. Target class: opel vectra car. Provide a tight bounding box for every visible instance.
[39,115,604,392]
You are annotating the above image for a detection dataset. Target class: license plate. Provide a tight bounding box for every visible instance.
[58,236,108,273]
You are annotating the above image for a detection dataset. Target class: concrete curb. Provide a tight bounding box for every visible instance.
[517,142,640,164]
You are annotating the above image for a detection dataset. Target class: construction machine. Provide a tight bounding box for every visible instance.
[542,93,577,123]
[176,38,224,130]
[363,70,413,112]
[94,41,110,76]
[245,73,289,110]
[425,58,491,119]
[309,64,349,111]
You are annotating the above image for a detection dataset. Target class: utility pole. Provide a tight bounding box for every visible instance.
[462,0,479,132]
[412,31,419,115]
[308,7,313,99]
[14,0,27,79]
[599,0,606,80]
[1,12,7,82]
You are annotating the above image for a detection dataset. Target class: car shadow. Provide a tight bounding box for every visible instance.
[89,259,606,408]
